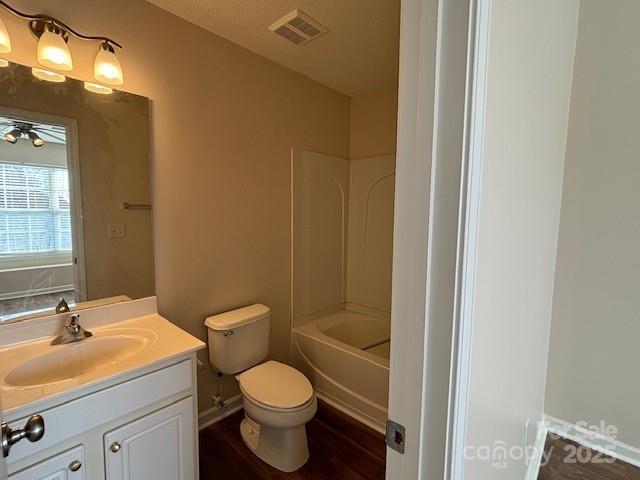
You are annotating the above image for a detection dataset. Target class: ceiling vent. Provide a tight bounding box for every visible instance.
[269,9,328,46]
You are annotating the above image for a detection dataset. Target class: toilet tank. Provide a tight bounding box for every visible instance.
[204,304,270,374]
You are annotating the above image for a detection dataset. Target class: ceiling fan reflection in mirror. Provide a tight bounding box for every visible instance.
[0,117,66,147]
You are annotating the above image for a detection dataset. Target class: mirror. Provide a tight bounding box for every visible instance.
[0,62,154,323]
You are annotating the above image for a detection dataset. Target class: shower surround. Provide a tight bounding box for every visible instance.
[291,149,395,431]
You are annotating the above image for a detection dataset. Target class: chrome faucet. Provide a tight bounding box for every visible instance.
[51,313,93,345]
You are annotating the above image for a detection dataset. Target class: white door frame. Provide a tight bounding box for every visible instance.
[387,0,487,477]
[386,0,438,475]
[0,106,87,303]
[445,0,491,478]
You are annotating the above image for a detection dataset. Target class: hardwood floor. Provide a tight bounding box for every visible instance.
[538,435,640,480]
[199,400,386,479]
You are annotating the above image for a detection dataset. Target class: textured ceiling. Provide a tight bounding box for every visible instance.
[146,0,400,97]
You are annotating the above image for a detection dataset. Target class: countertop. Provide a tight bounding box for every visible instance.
[0,312,205,417]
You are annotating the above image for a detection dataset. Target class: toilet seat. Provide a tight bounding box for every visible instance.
[243,390,315,413]
[237,360,313,410]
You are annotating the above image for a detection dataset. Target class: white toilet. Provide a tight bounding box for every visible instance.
[204,304,317,472]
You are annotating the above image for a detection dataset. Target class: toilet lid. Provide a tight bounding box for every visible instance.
[237,361,313,409]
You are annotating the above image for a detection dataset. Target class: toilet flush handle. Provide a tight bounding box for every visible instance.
[223,330,234,337]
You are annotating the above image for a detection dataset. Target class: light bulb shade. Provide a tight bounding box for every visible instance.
[28,131,44,147]
[94,44,123,85]
[32,67,66,83]
[84,81,113,95]
[4,128,21,144]
[37,28,73,71]
[0,18,11,54]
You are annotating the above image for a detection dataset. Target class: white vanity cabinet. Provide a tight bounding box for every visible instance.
[9,445,86,480]
[104,397,194,480]
[6,357,200,480]
[1,300,205,480]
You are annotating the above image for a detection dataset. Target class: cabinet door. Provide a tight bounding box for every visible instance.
[9,446,85,480]
[104,397,194,480]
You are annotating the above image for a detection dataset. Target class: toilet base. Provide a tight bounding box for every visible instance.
[240,415,310,472]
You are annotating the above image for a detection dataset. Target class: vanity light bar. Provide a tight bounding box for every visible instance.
[0,0,123,92]
[0,16,10,53]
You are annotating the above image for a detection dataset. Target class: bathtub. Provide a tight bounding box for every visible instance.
[292,308,390,433]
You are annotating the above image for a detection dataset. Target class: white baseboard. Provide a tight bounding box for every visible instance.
[544,415,640,469]
[198,394,243,430]
[525,419,548,480]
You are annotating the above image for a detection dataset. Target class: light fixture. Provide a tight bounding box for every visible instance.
[36,23,72,70]
[94,42,123,85]
[4,127,20,143]
[0,58,8,67]
[0,17,10,53]
[27,131,44,147]
[32,67,66,83]
[0,1,124,86]
[84,81,113,95]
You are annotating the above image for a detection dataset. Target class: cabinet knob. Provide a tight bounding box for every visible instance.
[1,415,45,458]
[110,442,121,453]
[69,460,82,472]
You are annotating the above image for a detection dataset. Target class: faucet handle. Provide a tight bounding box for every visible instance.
[67,314,91,337]
[67,314,80,333]
[50,313,91,345]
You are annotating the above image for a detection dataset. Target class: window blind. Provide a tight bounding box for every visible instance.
[0,162,72,255]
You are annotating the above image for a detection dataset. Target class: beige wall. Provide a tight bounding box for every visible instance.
[0,0,350,411]
[546,0,640,447]
[464,1,578,477]
[349,86,398,159]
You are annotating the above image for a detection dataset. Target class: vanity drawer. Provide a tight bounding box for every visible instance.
[6,359,193,466]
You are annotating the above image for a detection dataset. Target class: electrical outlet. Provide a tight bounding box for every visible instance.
[108,223,125,238]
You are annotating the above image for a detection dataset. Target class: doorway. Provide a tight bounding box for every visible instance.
[0,108,85,323]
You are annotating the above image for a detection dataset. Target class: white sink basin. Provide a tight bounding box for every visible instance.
[4,330,155,387]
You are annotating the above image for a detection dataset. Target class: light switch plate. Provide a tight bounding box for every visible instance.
[108,223,125,238]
